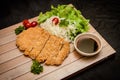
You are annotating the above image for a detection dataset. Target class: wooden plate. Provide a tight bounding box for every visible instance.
[0,16,116,80]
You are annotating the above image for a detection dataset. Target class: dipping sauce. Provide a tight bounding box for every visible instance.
[74,33,102,56]
[77,38,98,53]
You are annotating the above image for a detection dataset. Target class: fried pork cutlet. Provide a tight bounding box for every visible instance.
[29,29,50,59]
[45,41,70,65]
[16,26,70,65]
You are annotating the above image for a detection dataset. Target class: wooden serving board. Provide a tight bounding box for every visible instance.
[0,16,116,80]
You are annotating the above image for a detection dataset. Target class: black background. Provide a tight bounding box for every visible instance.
[0,0,120,80]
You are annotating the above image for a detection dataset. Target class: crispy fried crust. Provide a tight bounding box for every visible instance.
[16,26,70,65]
[45,41,70,65]
[29,30,50,59]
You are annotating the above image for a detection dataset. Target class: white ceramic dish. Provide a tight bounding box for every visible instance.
[74,33,102,56]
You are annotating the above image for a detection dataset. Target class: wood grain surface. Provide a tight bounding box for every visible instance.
[0,17,116,80]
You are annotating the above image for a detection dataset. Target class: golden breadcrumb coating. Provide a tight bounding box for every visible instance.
[16,26,70,65]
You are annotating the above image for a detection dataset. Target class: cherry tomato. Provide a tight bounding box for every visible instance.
[23,19,29,26]
[25,23,32,29]
[31,21,38,27]
[52,18,59,25]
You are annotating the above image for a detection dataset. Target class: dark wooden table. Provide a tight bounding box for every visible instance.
[0,0,120,80]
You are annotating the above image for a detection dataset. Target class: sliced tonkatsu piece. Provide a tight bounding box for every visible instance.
[45,41,70,65]
[24,27,45,56]
[36,35,57,62]
[16,27,44,55]
[29,30,50,59]
[16,28,36,51]
[54,41,70,65]
[45,38,64,65]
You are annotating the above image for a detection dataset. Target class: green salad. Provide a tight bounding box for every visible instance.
[38,5,89,40]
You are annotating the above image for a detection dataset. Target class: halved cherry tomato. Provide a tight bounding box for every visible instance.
[31,21,38,27]
[52,18,59,25]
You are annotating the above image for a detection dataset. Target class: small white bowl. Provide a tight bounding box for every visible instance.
[74,33,102,56]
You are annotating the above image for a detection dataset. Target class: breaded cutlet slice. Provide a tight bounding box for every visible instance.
[36,35,58,62]
[16,27,41,51]
[29,30,50,59]
[44,37,64,65]
[45,41,70,65]
[16,27,44,56]
[54,41,70,65]
[36,35,70,65]
[24,27,45,56]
